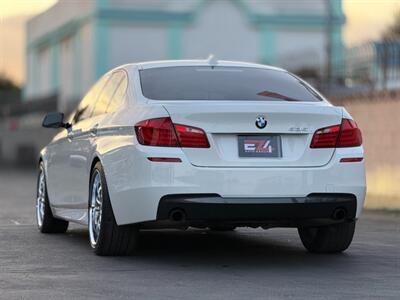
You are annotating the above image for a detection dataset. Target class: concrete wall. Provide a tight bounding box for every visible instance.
[332,93,400,210]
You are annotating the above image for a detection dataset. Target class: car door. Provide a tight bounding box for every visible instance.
[47,74,110,220]
[66,71,125,214]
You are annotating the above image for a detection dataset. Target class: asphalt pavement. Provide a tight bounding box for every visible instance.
[0,168,399,299]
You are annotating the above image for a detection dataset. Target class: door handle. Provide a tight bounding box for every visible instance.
[90,124,99,136]
[67,128,81,140]
[67,131,75,140]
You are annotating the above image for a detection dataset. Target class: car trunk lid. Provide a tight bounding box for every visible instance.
[161,101,342,168]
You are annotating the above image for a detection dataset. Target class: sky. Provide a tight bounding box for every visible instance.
[1,0,400,85]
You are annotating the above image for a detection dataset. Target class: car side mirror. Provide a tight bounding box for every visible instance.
[42,112,71,129]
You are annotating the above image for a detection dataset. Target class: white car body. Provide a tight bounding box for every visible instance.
[40,60,366,232]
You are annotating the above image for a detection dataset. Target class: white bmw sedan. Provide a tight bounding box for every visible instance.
[37,60,366,256]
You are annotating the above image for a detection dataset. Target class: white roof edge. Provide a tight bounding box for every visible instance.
[122,59,286,72]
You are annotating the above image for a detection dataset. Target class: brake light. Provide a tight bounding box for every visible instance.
[310,124,341,148]
[174,124,210,148]
[310,119,362,148]
[135,117,210,148]
[135,117,179,147]
[336,119,362,147]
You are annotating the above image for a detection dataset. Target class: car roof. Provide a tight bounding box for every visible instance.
[122,59,286,72]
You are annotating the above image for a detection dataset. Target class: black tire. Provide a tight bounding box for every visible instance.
[36,162,69,234]
[298,220,356,253]
[89,162,139,256]
[209,225,236,231]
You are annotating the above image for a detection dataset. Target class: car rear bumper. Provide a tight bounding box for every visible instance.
[103,145,366,226]
[155,193,357,227]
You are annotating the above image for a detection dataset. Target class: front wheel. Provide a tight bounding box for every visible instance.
[298,220,356,253]
[89,162,138,256]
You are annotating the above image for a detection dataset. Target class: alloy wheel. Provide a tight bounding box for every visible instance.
[36,168,46,228]
[89,170,103,248]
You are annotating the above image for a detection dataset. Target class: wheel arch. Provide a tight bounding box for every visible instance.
[88,154,120,225]
[90,156,101,174]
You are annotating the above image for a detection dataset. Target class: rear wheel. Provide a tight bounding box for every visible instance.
[89,162,138,256]
[36,162,69,233]
[298,220,356,253]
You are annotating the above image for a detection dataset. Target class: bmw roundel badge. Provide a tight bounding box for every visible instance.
[255,115,267,129]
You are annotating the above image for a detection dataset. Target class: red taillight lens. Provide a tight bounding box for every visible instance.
[310,124,341,148]
[135,117,179,147]
[310,118,362,148]
[174,124,210,148]
[135,117,210,148]
[336,119,362,147]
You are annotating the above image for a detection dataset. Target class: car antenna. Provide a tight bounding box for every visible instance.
[207,54,218,67]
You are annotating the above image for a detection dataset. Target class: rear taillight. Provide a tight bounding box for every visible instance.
[336,119,363,147]
[135,117,210,148]
[135,117,179,147]
[310,118,362,148]
[310,124,341,148]
[174,124,210,148]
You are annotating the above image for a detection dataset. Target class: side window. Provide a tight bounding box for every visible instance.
[72,75,109,124]
[107,73,128,113]
[92,71,124,117]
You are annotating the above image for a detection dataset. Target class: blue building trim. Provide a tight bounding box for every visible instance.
[96,9,193,23]
[260,25,275,64]
[73,32,81,97]
[328,0,345,77]
[167,23,183,59]
[94,0,109,81]
[94,18,108,80]
[251,14,345,27]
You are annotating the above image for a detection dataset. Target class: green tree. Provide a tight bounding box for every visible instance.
[0,74,21,107]
[383,10,400,39]
[0,74,20,91]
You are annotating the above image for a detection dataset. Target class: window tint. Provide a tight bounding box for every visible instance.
[106,73,128,113]
[139,66,323,102]
[92,72,124,116]
[73,75,109,124]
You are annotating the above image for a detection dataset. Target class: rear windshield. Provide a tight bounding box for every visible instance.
[139,66,323,102]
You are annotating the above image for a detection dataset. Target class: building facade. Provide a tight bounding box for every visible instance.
[25,0,345,110]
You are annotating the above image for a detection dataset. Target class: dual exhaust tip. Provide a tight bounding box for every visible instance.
[169,209,186,222]
[332,207,347,221]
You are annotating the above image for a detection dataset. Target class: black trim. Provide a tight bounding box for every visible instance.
[156,193,357,227]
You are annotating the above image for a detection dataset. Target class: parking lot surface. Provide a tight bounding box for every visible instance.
[0,169,399,299]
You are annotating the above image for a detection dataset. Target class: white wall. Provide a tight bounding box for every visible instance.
[182,0,259,62]
[37,47,51,97]
[27,0,94,45]
[79,22,95,95]
[109,0,197,11]
[108,24,168,68]
[275,29,326,71]
[59,35,74,111]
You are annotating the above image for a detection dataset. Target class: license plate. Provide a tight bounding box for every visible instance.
[238,135,282,157]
